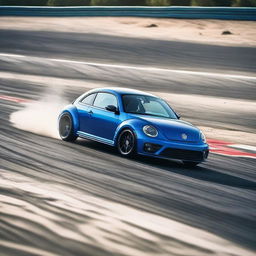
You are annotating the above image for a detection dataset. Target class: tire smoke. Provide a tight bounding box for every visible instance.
[10,93,68,139]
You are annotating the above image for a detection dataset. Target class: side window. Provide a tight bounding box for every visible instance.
[93,93,117,109]
[81,93,96,105]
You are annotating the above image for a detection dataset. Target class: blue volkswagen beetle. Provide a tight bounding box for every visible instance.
[58,88,209,167]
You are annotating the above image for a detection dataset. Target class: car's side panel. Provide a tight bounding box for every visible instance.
[87,107,121,140]
[76,103,93,134]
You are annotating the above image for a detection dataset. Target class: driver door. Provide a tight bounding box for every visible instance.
[88,92,120,141]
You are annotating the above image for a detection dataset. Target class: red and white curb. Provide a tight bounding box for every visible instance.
[1,94,255,159]
[207,139,256,159]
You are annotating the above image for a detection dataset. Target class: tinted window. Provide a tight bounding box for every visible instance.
[93,93,117,109]
[81,93,96,105]
[122,94,177,119]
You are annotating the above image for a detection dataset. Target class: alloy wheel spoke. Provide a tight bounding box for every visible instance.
[60,117,71,137]
[119,132,134,154]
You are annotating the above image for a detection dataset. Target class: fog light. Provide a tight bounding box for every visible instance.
[144,143,162,153]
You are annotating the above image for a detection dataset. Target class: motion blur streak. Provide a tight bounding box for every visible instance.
[1,170,254,256]
[0,94,31,103]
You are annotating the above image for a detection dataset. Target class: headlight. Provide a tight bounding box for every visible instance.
[200,131,207,143]
[143,125,158,137]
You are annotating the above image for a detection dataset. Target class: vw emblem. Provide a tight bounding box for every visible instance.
[181,133,188,140]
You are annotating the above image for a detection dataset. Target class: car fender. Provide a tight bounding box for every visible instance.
[113,118,148,146]
[59,104,79,134]
[114,117,168,146]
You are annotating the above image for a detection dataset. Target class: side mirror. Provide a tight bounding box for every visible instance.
[106,105,119,114]
[176,113,181,119]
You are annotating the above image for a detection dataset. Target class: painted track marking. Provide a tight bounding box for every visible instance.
[1,52,256,80]
[208,139,256,159]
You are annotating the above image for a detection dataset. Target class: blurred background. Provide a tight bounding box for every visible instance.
[0,0,256,7]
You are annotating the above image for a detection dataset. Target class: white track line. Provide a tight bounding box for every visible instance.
[229,144,256,152]
[1,52,256,80]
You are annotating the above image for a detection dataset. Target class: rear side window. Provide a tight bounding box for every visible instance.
[81,93,96,105]
[93,93,117,109]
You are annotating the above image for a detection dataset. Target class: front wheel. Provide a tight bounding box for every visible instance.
[117,129,136,157]
[59,113,77,142]
[182,161,200,168]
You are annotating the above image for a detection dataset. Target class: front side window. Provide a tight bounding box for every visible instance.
[93,93,118,109]
[81,93,96,105]
[122,94,177,119]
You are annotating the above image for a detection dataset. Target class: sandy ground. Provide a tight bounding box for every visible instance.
[0,16,256,46]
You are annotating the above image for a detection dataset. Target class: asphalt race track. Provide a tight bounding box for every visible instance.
[0,27,256,256]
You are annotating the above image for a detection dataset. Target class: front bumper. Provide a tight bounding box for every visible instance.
[137,136,209,162]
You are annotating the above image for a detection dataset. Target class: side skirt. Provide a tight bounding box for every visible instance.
[77,131,115,146]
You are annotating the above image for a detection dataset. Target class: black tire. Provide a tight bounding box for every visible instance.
[182,161,200,168]
[117,129,136,157]
[59,113,77,142]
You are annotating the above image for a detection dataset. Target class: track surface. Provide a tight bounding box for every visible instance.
[0,27,256,256]
[1,29,256,74]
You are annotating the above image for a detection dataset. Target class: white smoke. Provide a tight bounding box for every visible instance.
[10,93,68,139]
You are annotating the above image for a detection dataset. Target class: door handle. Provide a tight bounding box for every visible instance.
[88,110,93,114]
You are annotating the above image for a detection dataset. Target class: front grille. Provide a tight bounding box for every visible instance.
[160,148,208,162]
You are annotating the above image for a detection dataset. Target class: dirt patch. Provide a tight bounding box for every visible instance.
[1,16,256,46]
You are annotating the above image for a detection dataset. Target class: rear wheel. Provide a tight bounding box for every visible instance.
[117,129,136,157]
[59,113,77,142]
[183,161,200,168]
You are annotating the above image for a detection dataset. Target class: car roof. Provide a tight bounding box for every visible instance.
[90,87,156,97]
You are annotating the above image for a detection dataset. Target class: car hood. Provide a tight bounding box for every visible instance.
[128,114,201,142]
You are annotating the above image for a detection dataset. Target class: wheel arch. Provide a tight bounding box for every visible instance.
[113,119,141,147]
[59,104,79,135]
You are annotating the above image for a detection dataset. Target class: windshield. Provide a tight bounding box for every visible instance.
[122,94,177,119]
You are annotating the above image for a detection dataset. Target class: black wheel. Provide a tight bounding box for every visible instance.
[183,161,200,168]
[59,113,77,142]
[117,129,136,157]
